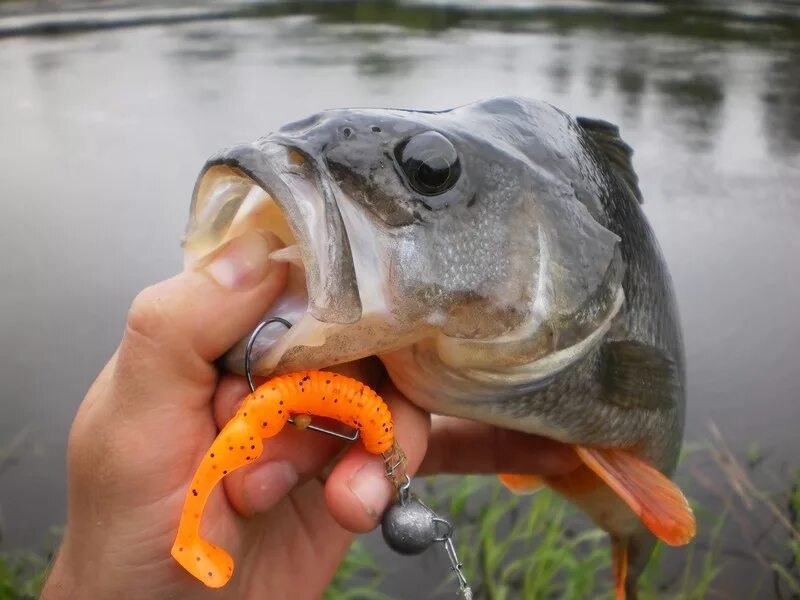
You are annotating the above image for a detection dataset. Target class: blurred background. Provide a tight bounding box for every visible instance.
[0,1,798,598]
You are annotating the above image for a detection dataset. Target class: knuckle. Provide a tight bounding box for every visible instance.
[120,280,217,386]
[125,284,170,343]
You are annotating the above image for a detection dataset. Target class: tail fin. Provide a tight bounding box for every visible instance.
[622,527,658,600]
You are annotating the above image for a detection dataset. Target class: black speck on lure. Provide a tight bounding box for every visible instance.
[181,97,694,598]
[172,371,394,587]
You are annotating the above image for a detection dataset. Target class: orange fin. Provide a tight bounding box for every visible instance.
[498,473,543,494]
[575,446,695,545]
[611,536,628,600]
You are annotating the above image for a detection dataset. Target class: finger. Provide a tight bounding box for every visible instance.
[419,416,581,476]
[223,423,346,518]
[324,384,430,533]
[214,374,340,517]
[113,231,287,410]
[213,374,254,428]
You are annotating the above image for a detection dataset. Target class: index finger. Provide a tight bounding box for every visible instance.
[419,416,581,476]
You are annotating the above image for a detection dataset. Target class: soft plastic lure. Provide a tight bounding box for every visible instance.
[171,370,394,588]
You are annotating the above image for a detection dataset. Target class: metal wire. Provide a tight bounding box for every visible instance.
[431,514,471,597]
[399,481,473,598]
[443,535,472,599]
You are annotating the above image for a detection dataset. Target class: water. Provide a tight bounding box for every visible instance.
[0,0,798,595]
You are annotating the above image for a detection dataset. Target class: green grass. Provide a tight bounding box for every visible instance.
[1,436,798,599]
[0,433,53,600]
[323,540,394,600]
[409,476,726,600]
[326,446,800,600]
[0,551,48,600]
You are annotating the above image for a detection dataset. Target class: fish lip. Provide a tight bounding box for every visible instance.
[186,141,362,326]
[184,141,364,375]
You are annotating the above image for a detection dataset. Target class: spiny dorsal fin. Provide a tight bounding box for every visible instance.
[603,341,677,410]
[577,116,643,204]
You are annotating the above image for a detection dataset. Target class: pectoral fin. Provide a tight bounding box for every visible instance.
[497,473,543,494]
[603,341,678,410]
[575,446,695,545]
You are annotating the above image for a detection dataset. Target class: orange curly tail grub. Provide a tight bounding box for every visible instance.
[171,371,394,588]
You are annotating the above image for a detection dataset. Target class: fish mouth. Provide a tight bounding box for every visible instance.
[183,142,362,374]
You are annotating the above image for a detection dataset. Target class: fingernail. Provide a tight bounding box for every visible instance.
[203,231,277,290]
[243,460,298,514]
[347,460,393,522]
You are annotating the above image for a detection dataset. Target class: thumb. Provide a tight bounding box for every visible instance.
[114,230,288,409]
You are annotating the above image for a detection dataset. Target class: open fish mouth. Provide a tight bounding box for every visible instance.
[183,142,362,374]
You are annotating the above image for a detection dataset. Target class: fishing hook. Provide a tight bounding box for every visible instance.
[244,317,359,442]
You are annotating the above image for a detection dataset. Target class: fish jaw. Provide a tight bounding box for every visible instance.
[185,142,361,321]
[183,140,436,375]
[184,141,364,373]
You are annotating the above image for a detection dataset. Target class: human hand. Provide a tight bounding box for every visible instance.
[42,231,578,600]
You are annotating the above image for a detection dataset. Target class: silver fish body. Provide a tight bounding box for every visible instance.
[183,97,685,594]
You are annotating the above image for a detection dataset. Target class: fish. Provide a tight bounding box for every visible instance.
[182,97,693,598]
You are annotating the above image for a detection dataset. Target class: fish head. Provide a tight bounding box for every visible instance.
[183,97,624,378]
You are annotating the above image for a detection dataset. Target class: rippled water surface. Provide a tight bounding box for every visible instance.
[1,0,799,595]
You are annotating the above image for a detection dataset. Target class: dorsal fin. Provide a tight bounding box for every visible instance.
[577,116,643,204]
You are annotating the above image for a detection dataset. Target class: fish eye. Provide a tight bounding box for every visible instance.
[395,131,461,196]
